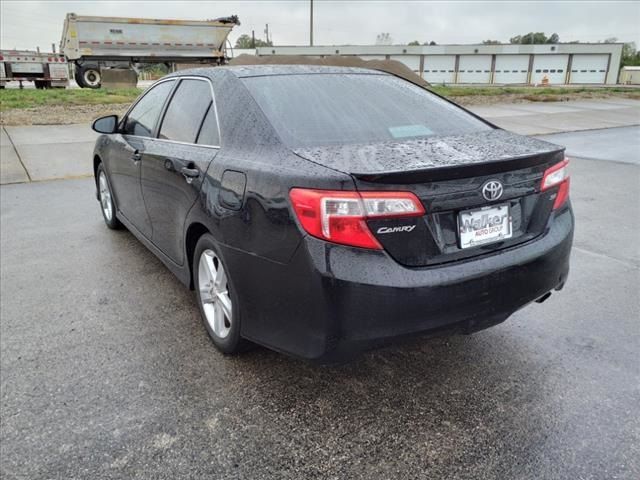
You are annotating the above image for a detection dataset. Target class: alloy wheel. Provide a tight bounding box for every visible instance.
[98,171,113,221]
[198,249,232,339]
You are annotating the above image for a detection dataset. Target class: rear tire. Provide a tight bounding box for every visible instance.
[96,163,122,229]
[77,64,101,89]
[193,234,249,354]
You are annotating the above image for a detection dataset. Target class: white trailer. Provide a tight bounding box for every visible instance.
[0,49,70,89]
[60,13,239,88]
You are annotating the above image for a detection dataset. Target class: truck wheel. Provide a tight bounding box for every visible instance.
[78,65,101,89]
[35,80,46,89]
[74,68,83,86]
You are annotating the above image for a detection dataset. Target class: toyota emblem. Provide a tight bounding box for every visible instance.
[482,180,504,201]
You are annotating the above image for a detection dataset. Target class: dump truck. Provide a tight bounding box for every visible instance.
[59,13,239,88]
[0,49,70,89]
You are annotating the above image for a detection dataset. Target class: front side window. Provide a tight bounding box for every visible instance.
[241,73,491,147]
[123,80,175,137]
[159,79,213,144]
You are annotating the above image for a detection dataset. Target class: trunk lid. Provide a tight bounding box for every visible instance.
[294,129,566,267]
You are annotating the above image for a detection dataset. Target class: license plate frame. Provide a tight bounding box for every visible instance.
[458,204,513,249]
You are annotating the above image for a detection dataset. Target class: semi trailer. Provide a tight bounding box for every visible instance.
[0,49,70,89]
[59,13,239,88]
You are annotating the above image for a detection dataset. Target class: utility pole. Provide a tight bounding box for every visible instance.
[310,0,314,46]
[252,30,255,48]
[264,23,270,44]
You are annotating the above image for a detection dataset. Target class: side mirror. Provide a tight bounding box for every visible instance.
[92,115,119,134]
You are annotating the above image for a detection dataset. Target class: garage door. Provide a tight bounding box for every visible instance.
[390,55,420,72]
[423,55,455,84]
[570,54,608,84]
[531,55,569,84]
[458,55,492,83]
[494,55,529,84]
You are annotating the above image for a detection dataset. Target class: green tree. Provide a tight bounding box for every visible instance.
[510,32,559,44]
[423,41,437,46]
[482,39,501,44]
[234,34,272,49]
[407,40,421,46]
[621,42,640,66]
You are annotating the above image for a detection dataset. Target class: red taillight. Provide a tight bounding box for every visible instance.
[47,57,52,62]
[0,55,4,61]
[541,158,570,209]
[289,188,425,249]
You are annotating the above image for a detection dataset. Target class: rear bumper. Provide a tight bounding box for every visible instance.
[231,205,574,363]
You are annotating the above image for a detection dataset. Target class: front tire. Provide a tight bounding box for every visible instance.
[96,164,121,229]
[193,234,248,354]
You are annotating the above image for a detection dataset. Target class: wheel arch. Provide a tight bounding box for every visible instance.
[185,222,211,290]
[93,154,102,179]
[93,154,102,199]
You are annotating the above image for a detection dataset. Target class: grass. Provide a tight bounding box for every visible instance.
[429,85,637,98]
[0,88,142,111]
[0,84,637,112]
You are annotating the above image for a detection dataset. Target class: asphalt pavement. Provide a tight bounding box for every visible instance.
[1,127,639,479]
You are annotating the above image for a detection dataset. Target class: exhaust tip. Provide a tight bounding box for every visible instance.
[535,291,552,304]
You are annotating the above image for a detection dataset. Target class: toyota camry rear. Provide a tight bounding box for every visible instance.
[238,70,573,362]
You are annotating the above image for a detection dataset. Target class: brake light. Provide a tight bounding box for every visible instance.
[541,158,570,209]
[289,188,425,249]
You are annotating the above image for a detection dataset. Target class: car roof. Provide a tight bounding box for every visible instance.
[173,64,388,79]
[225,64,387,77]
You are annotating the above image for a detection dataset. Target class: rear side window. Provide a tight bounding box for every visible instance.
[242,74,491,147]
[159,79,212,143]
[123,80,175,137]
[196,103,220,146]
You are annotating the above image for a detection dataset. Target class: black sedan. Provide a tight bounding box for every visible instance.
[91,65,573,363]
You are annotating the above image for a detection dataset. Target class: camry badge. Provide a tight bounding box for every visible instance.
[482,180,504,201]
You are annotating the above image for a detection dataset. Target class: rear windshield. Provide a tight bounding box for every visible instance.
[242,73,491,147]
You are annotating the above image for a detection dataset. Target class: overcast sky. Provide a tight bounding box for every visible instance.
[1,1,638,51]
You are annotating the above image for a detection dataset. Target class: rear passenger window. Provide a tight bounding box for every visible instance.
[123,80,175,137]
[196,103,220,146]
[159,79,212,143]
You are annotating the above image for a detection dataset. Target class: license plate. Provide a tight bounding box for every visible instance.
[458,204,512,249]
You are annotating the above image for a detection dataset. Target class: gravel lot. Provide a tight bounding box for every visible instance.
[1,127,638,479]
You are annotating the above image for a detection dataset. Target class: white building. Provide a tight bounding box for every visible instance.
[249,43,624,85]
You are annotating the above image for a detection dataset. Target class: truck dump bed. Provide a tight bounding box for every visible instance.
[60,14,239,61]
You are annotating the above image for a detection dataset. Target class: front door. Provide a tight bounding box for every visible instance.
[140,78,221,265]
[106,134,151,237]
[107,79,176,238]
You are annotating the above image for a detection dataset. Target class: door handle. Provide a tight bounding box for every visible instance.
[130,150,141,162]
[180,166,199,181]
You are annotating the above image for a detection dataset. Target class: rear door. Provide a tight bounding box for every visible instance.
[140,77,220,265]
[108,79,176,238]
